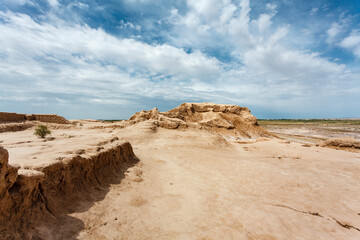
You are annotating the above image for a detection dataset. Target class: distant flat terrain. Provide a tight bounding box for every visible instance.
[259,119,360,144]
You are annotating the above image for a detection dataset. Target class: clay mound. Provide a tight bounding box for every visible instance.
[128,103,269,138]
[321,138,360,150]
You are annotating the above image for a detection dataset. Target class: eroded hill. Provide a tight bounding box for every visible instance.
[128,103,269,138]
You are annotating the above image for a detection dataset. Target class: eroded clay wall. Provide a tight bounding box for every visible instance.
[0,112,26,122]
[32,114,70,124]
[0,112,70,124]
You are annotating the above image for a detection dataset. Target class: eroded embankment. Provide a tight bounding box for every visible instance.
[0,122,36,133]
[0,142,137,239]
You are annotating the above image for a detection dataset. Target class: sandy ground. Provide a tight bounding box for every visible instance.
[1,121,360,239]
[0,123,124,169]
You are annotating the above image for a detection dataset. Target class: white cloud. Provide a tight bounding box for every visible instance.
[326,15,354,45]
[163,0,356,101]
[0,12,220,79]
[219,3,237,24]
[253,14,272,33]
[0,10,222,105]
[228,0,252,48]
[243,45,345,82]
[251,2,277,34]
[119,20,141,31]
[340,30,360,58]
[187,0,221,21]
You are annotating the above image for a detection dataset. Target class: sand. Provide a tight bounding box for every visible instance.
[0,103,360,239]
[72,128,360,240]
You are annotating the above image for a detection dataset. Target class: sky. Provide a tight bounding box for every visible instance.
[0,0,359,119]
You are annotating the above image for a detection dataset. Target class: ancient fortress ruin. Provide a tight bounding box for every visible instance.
[0,112,69,124]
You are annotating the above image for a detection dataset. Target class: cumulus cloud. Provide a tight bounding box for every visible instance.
[0,11,221,78]
[244,45,345,82]
[0,11,222,108]
[167,0,348,87]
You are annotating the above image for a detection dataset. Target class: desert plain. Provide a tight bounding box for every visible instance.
[0,103,360,240]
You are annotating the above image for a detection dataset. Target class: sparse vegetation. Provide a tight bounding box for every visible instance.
[99,119,124,123]
[34,124,51,138]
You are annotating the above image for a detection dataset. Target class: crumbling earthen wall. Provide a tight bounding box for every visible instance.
[0,112,70,124]
[0,112,26,122]
[31,114,70,124]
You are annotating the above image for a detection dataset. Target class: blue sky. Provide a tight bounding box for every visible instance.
[0,0,359,119]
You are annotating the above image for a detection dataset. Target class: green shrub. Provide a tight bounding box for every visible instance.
[34,125,51,138]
